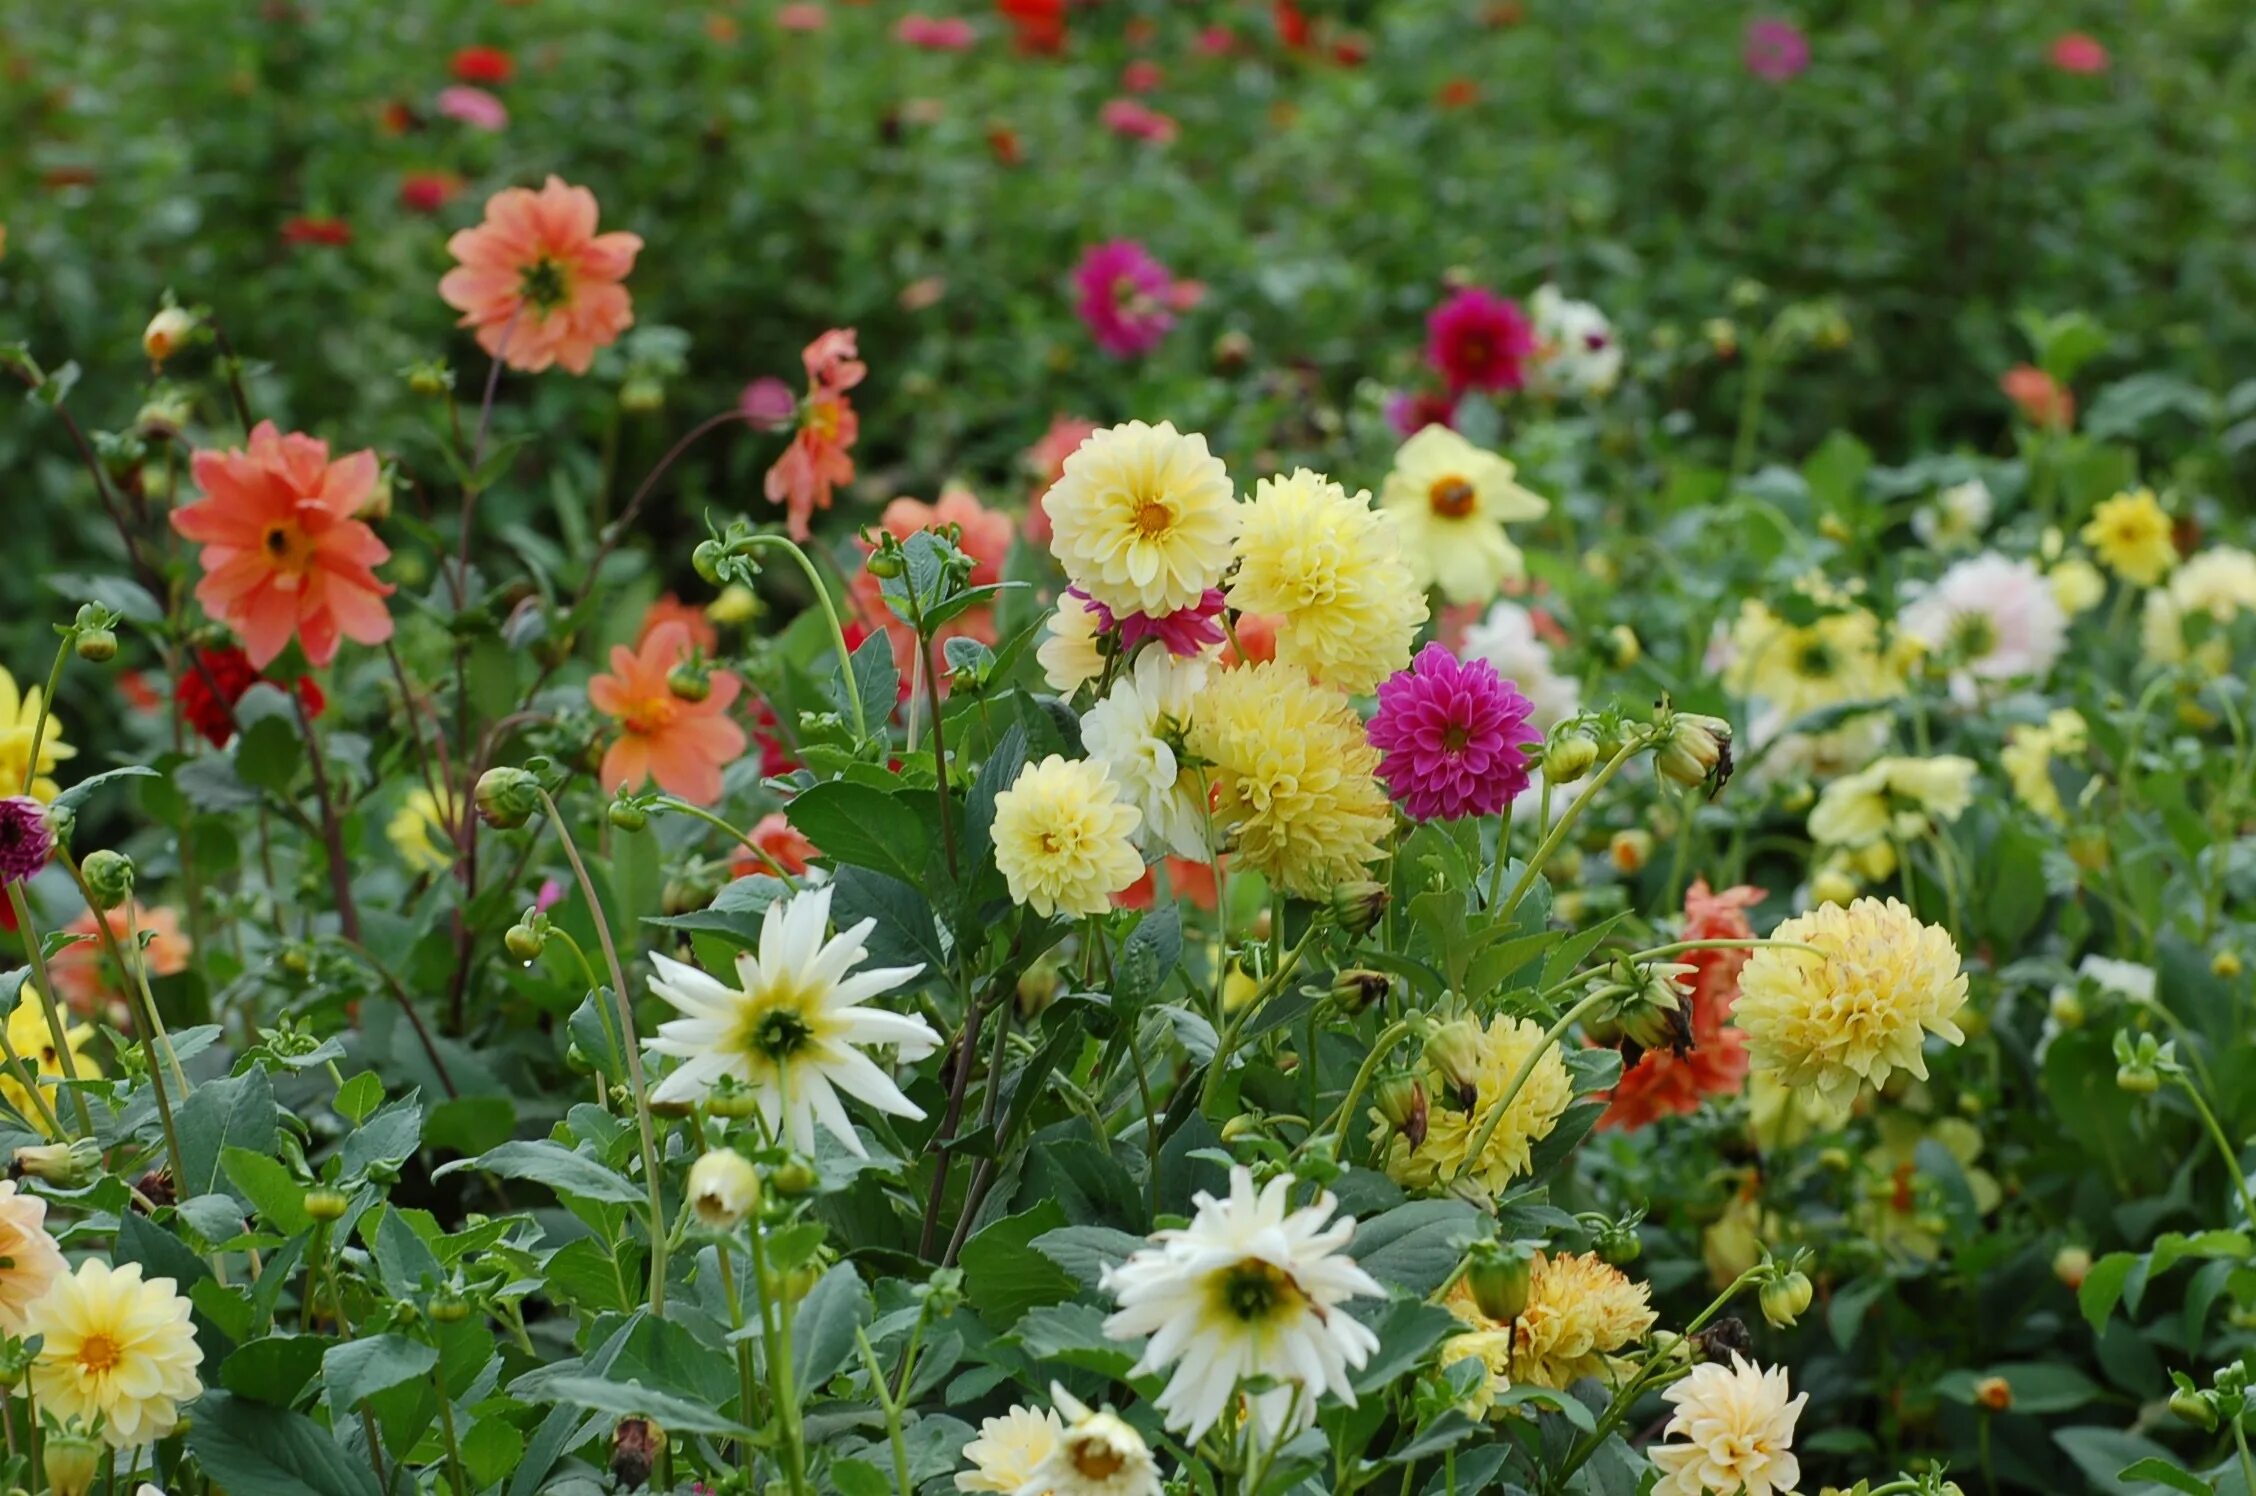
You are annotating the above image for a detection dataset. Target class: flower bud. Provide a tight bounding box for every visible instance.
[865,548,905,580]
[1606,624,1642,667]
[2115,1061,2159,1096]
[1654,712,1734,796]
[43,1426,102,1496]
[305,1187,350,1223]
[1593,1221,1643,1267]
[428,1292,472,1323]
[474,767,541,829]
[666,659,712,703]
[137,387,195,440]
[619,376,664,414]
[687,1148,761,1231]
[2051,1245,2091,1289]
[1329,880,1389,937]
[1758,1270,1813,1328]
[142,306,198,366]
[504,922,545,963]
[1423,1019,1484,1098]
[2169,1385,2218,1432]
[74,627,117,664]
[769,1158,820,1197]
[1016,960,1063,1019]
[406,360,455,397]
[708,1085,764,1120]
[1608,829,1653,875]
[708,583,760,627]
[1372,1075,1427,1149]
[1809,866,1858,907]
[11,1139,98,1187]
[2047,987,2085,1030]
[611,1416,664,1489]
[1330,969,1391,1015]
[1542,732,1598,785]
[2214,949,2244,979]
[1463,1240,1533,1323]
[692,538,728,585]
[609,798,650,834]
[1972,1375,2012,1412]
[80,849,135,910]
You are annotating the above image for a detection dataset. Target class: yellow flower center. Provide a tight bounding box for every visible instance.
[261,521,317,576]
[1428,476,1477,519]
[1134,497,1176,536]
[620,693,680,736]
[78,1333,122,1375]
[728,982,825,1066]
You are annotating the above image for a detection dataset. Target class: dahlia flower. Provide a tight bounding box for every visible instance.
[1527,285,1623,399]
[1073,241,1181,358]
[765,328,866,541]
[1377,1014,1574,1202]
[171,422,395,669]
[0,797,54,885]
[2081,487,2177,585]
[1425,286,1535,396]
[1806,755,1977,849]
[1742,18,1810,81]
[1601,881,1761,1130]
[1367,644,1540,821]
[1227,469,1426,694]
[1650,1356,1806,1496]
[1101,1167,1383,1443]
[0,665,74,803]
[1378,426,1550,604]
[176,645,324,748]
[1020,1385,1162,1496]
[588,620,748,806]
[440,176,640,374]
[1081,651,1212,860]
[1441,1251,1656,1406]
[1721,597,1900,720]
[643,884,939,1154]
[26,1259,205,1448]
[2141,544,2256,672]
[1909,479,1993,552]
[0,999,97,1131]
[1897,552,2067,700]
[955,1405,1062,1493]
[0,1179,64,1331]
[2001,709,2086,823]
[991,755,1145,917]
[1037,591,1108,693]
[1042,421,1238,618]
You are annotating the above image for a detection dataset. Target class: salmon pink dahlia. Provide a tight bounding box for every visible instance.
[171,422,394,669]
[588,621,748,804]
[1602,881,1761,1129]
[764,328,866,540]
[440,176,643,375]
[1426,287,1536,396]
[1367,644,1540,821]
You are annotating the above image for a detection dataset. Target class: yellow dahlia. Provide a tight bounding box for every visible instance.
[1041,420,1239,618]
[0,665,75,803]
[0,1179,64,1331]
[1650,1356,1806,1496]
[1375,1014,1574,1203]
[1227,469,1427,694]
[2000,709,2086,823]
[955,1404,1063,1493]
[1441,1251,1655,1408]
[1378,426,1549,605]
[1,999,100,1137]
[990,755,1145,917]
[2080,487,2176,586]
[2048,555,2106,615]
[386,785,458,873]
[1037,591,1108,694]
[26,1259,205,1448]
[1805,754,1977,848]
[1722,598,1900,720]
[1734,897,1967,1121]
[1184,662,1391,898]
[2140,544,2256,673]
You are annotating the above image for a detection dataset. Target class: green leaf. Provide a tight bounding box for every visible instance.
[1012,1303,1138,1378]
[964,722,1029,875]
[221,1333,335,1406]
[434,1139,645,1206]
[50,764,159,816]
[830,866,948,973]
[507,1371,756,1437]
[44,572,163,625]
[221,1146,311,1235]
[323,1334,439,1411]
[833,629,899,737]
[1350,1201,1486,1295]
[792,1261,873,1391]
[785,781,932,886]
[186,1389,384,1496]
[1031,1225,1149,1293]
[332,1072,383,1125]
[2053,1427,2186,1496]
[177,1068,280,1206]
[1349,1300,1459,1394]
[833,1459,896,1496]
[234,714,303,793]
[961,1201,1077,1327]
[2114,1458,2214,1496]
[2080,1252,2141,1335]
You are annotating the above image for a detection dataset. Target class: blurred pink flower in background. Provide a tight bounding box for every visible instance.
[436,85,509,131]
[777,3,828,31]
[1387,389,1460,437]
[1099,97,1177,144]
[1742,18,1810,82]
[1073,240,1182,357]
[1425,287,1535,395]
[1121,60,1163,93]
[2048,32,2109,74]
[740,377,797,429]
[896,14,975,50]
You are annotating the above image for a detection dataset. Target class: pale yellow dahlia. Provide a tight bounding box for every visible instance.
[1037,591,1108,694]
[1441,1251,1656,1407]
[2049,555,2106,615]
[955,1404,1063,1493]
[1227,469,1427,694]
[2000,709,2086,823]
[1805,754,1977,848]
[1185,662,1391,898]
[0,1179,64,1331]
[2140,544,2256,673]
[1722,598,1900,720]
[1,999,101,1137]
[1041,420,1239,618]
[26,1259,205,1448]
[1375,1015,1574,1203]
[386,785,458,873]
[1378,426,1548,605]
[1734,897,1967,1121]
[2080,487,2176,586]
[990,755,1145,918]
[1649,1356,1806,1496]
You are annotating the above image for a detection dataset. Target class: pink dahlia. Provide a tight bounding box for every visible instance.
[1080,586,1227,658]
[1073,240,1179,358]
[1743,18,1809,82]
[1367,643,1540,821]
[0,798,53,885]
[1425,287,1536,396]
[2048,32,2108,74]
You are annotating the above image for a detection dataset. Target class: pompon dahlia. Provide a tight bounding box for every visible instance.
[1101,1166,1383,1443]
[439,175,642,375]
[1043,421,1239,618]
[1367,644,1539,821]
[1601,881,1761,1130]
[1186,662,1391,898]
[1734,897,1967,1121]
[0,798,55,885]
[1650,1356,1807,1496]
[1375,1014,1573,1202]
[1441,1251,1655,1406]
[991,755,1146,917]
[1425,286,1536,396]
[1226,469,1426,695]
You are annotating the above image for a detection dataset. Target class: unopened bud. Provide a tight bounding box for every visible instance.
[1463,1239,1534,1323]
[505,922,545,963]
[1542,732,1598,785]
[1654,712,1734,796]
[142,306,198,366]
[1016,961,1063,1018]
[428,1293,472,1323]
[1329,880,1389,937]
[11,1139,98,1187]
[687,1148,761,1232]
[1972,1375,2012,1412]
[2051,1245,2092,1289]
[74,627,117,664]
[474,767,541,829]
[406,360,455,398]
[80,849,135,909]
[611,1416,664,1488]
[1423,1019,1483,1098]
[2169,1385,2217,1432]
[1608,829,1653,875]
[609,798,650,834]
[42,1426,102,1496]
[1331,969,1391,1014]
[1594,1221,1643,1268]
[1606,624,1641,668]
[692,539,728,586]
[2115,1061,2159,1096]
[619,376,664,414]
[769,1158,820,1197]
[2214,949,2244,979]
[666,659,712,703]
[865,548,905,580]
[1758,1270,1813,1328]
[1372,1075,1427,1149]
[305,1187,350,1223]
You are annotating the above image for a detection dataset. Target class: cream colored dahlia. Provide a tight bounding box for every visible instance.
[26,1259,205,1448]
[1038,591,1108,694]
[1734,897,1967,1121]
[1227,469,1427,694]
[0,1178,64,1331]
[1042,421,1239,618]
[1805,754,1977,848]
[955,1404,1062,1493]
[1378,426,1549,605]
[991,755,1146,917]
[1080,650,1212,860]
[1649,1355,1806,1496]
[1020,1384,1162,1496]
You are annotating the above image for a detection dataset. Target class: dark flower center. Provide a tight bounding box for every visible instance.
[1216,1258,1304,1323]
[751,1008,815,1060]
[519,256,571,312]
[1428,477,1477,519]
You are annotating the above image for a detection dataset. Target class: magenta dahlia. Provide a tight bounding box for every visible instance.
[1425,286,1536,396]
[1367,644,1540,821]
[1073,240,1179,358]
[0,797,54,885]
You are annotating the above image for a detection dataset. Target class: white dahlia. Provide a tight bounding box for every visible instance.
[1079,649,1212,860]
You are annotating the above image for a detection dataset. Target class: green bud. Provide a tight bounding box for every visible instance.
[609,798,650,834]
[42,1425,102,1496]
[505,923,546,963]
[666,659,712,703]
[1372,1075,1427,1148]
[2169,1385,2218,1432]
[1542,732,1599,785]
[1331,968,1391,1014]
[1463,1239,1534,1324]
[11,1138,99,1187]
[1329,880,1390,937]
[1758,1270,1813,1328]
[866,548,905,580]
[1654,711,1734,796]
[619,376,664,413]
[692,538,728,586]
[474,767,542,829]
[2115,1062,2160,1096]
[305,1187,350,1223]
[73,627,117,664]
[768,1158,820,1197]
[80,849,135,910]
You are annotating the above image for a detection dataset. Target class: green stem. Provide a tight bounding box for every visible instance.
[60,864,186,1191]
[854,1327,915,1496]
[536,787,670,1316]
[1459,988,1616,1182]
[747,1192,812,1496]
[433,1359,470,1496]
[17,637,69,798]
[5,884,93,1136]
[2175,1074,2256,1229]
[1319,1019,1413,1157]
[1495,739,1643,925]
[656,797,800,885]
[1199,920,1324,1112]
[744,534,868,744]
[716,1245,762,1474]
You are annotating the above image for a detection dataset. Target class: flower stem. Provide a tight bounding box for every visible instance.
[1459,988,1615,1174]
[59,860,187,1191]
[743,534,868,744]
[2174,1073,2256,1229]
[854,1326,915,1496]
[17,636,69,798]
[4,884,93,1137]
[747,1194,812,1496]
[1494,739,1643,923]
[536,787,670,1316]
[1320,1019,1413,1157]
